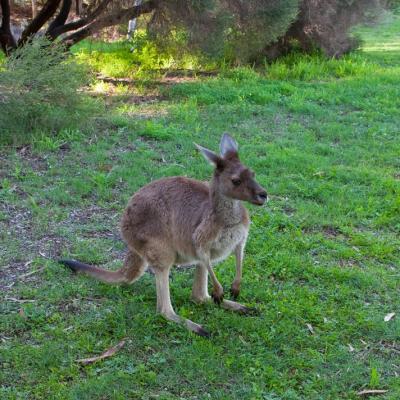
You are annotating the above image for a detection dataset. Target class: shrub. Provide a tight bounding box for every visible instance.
[264,0,383,60]
[148,0,300,63]
[0,38,96,145]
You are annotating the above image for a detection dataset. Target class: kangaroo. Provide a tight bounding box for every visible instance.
[60,133,267,337]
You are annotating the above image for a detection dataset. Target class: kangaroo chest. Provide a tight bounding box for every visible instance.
[210,223,248,262]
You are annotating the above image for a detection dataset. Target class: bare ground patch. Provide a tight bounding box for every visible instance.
[0,200,125,293]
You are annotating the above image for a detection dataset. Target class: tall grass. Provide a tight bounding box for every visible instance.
[266,52,380,81]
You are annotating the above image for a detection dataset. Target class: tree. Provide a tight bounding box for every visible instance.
[0,0,157,54]
[0,0,384,60]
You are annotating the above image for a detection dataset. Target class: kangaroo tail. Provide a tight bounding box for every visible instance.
[59,259,129,284]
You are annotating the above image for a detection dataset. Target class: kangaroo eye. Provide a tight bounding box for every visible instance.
[232,178,241,186]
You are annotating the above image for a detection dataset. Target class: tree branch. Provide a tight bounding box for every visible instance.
[0,0,17,54]
[46,0,72,39]
[62,0,157,47]
[48,0,112,39]
[19,0,62,46]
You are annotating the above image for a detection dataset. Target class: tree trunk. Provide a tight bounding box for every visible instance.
[0,0,157,55]
[19,0,62,46]
[62,0,156,47]
[46,0,72,39]
[0,0,17,54]
[32,0,38,18]
[75,0,81,16]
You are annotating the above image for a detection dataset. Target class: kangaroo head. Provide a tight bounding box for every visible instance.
[195,133,268,206]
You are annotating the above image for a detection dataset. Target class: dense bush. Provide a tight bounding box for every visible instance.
[0,38,96,145]
[148,0,384,63]
[264,0,383,60]
[386,0,400,10]
[148,0,300,63]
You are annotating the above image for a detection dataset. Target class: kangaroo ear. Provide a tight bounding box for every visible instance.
[194,143,223,167]
[220,133,238,157]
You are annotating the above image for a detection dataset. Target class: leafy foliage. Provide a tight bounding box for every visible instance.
[0,38,97,145]
[149,0,300,62]
[147,0,384,62]
[263,0,384,60]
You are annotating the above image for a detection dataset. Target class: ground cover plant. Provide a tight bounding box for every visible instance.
[0,12,399,400]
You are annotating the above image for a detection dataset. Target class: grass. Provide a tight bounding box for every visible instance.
[1,13,400,400]
[72,33,210,80]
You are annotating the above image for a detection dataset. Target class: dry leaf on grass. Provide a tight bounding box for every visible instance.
[384,313,395,322]
[306,323,314,334]
[38,251,49,259]
[357,389,388,396]
[76,339,127,365]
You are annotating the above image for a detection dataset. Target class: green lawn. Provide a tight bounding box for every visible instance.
[1,14,399,400]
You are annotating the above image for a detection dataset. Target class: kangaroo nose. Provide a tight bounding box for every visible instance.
[257,191,268,205]
[259,192,267,200]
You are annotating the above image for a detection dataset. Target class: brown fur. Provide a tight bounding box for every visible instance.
[60,133,267,336]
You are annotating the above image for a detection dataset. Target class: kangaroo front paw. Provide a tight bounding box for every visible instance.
[211,287,224,305]
[230,286,240,300]
[230,282,240,299]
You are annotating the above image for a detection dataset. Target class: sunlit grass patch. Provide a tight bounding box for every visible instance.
[267,52,381,81]
[72,33,206,79]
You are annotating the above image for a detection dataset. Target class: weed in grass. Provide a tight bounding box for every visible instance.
[137,120,174,141]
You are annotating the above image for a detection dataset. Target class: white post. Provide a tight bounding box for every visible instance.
[127,0,142,50]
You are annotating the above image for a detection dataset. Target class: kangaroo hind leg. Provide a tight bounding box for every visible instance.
[154,266,210,338]
[121,249,148,284]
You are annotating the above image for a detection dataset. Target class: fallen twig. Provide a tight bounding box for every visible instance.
[76,339,127,365]
[357,389,388,396]
[38,251,51,259]
[19,266,45,279]
[5,296,35,303]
